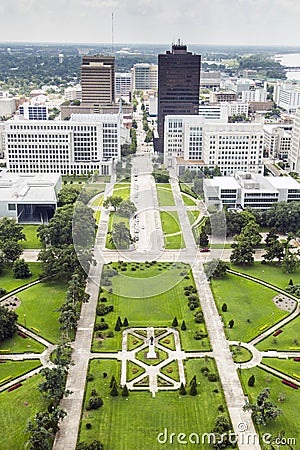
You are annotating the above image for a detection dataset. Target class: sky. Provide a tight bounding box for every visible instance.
[1,0,300,47]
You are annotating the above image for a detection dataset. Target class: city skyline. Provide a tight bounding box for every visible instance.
[0,0,300,47]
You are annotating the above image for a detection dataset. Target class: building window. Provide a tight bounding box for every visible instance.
[8,204,16,211]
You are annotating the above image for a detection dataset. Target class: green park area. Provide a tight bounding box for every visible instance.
[0,262,41,293]
[160,211,185,249]
[239,367,300,446]
[211,272,290,342]
[77,357,229,450]
[0,332,45,354]
[256,316,300,352]
[187,210,200,226]
[0,359,41,386]
[156,183,175,206]
[112,183,130,200]
[16,280,68,344]
[182,193,197,206]
[262,357,300,381]
[92,262,210,353]
[21,225,43,249]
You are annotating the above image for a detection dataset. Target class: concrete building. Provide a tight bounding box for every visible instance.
[64,85,82,101]
[0,98,16,117]
[157,42,201,153]
[242,89,267,103]
[3,114,122,176]
[200,71,221,90]
[263,124,292,159]
[204,172,300,210]
[0,170,61,223]
[19,102,48,120]
[164,116,264,176]
[81,55,115,110]
[131,64,158,91]
[274,81,300,112]
[199,104,229,122]
[226,102,249,118]
[289,108,300,174]
[115,72,132,97]
[209,91,237,103]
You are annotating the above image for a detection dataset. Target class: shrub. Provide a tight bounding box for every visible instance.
[96,304,113,316]
[207,373,219,382]
[181,320,187,331]
[172,317,178,327]
[194,311,204,323]
[248,375,255,387]
[87,373,94,382]
[179,383,187,395]
[85,423,92,429]
[94,322,109,331]
[86,396,103,410]
[221,303,227,312]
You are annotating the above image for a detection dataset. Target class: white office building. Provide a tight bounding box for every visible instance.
[115,72,132,97]
[3,114,121,176]
[19,102,48,120]
[199,104,229,122]
[274,81,300,112]
[289,108,300,173]
[0,170,61,223]
[131,64,158,91]
[263,124,292,159]
[200,71,221,90]
[204,172,300,210]
[64,85,82,101]
[242,89,267,103]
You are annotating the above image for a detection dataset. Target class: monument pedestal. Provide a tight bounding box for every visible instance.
[146,346,157,359]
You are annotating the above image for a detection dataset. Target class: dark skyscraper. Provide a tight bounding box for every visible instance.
[156,42,201,153]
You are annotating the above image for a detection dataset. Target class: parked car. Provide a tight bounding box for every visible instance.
[199,248,210,252]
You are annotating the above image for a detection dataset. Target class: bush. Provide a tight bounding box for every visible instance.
[94,322,109,331]
[96,304,113,316]
[248,374,255,387]
[0,288,7,297]
[87,373,94,382]
[13,259,32,279]
[85,423,92,429]
[86,396,103,410]
[207,373,219,382]
[194,311,204,323]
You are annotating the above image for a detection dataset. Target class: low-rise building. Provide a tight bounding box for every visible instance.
[263,124,292,159]
[19,102,48,120]
[0,170,61,223]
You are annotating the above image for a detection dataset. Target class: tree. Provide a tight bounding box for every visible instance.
[0,306,18,341]
[114,319,121,331]
[192,178,203,196]
[39,367,72,405]
[109,375,116,388]
[103,195,123,211]
[230,237,255,265]
[13,258,32,279]
[25,407,67,450]
[221,303,227,312]
[110,380,119,396]
[122,384,129,397]
[210,415,232,449]
[1,240,23,263]
[181,320,187,330]
[123,317,129,327]
[204,259,229,279]
[179,383,187,395]
[172,316,178,327]
[243,387,282,425]
[262,229,284,264]
[228,319,234,329]
[0,217,25,244]
[109,222,131,249]
[58,185,82,206]
[281,250,299,274]
[198,228,209,248]
[248,375,255,387]
[118,199,137,218]
[189,382,197,396]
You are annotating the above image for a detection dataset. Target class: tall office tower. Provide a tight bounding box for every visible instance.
[156,41,201,152]
[131,63,158,91]
[289,108,300,174]
[81,55,115,111]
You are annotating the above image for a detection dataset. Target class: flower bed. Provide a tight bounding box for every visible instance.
[281,379,299,389]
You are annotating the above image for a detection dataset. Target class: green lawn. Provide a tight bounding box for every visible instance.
[0,359,41,385]
[21,225,43,249]
[187,210,200,226]
[230,262,300,290]
[239,367,300,445]
[230,345,253,363]
[0,332,45,354]
[78,358,229,450]
[262,357,300,381]
[16,280,68,344]
[91,195,103,207]
[156,184,175,206]
[112,184,130,200]
[93,262,210,352]
[0,262,42,293]
[160,211,181,234]
[256,316,300,352]
[179,183,198,199]
[182,193,197,206]
[211,273,290,342]
[165,233,185,249]
[0,374,48,450]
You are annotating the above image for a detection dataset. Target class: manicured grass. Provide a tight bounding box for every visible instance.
[0,360,41,385]
[158,333,176,351]
[192,216,206,241]
[85,183,105,193]
[127,360,145,382]
[182,193,197,206]
[62,175,88,183]
[230,262,300,290]
[165,233,185,249]
[160,211,181,234]
[127,333,144,351]
[210,243,232,249]
[262,357,300,381]
[91,195,103,207]
[94,209,101,225]
[0,262,42,294]
[92,262,210,352]
[78,358,228,450]
[112,184,130,200]
[0,374,47,450]
[21,225,43,249]
[160,361,180,382]
[135,348,168,366]
[16,280,68,344]
[230,345,253,363]
[179,183,198,199]
[0,333,45,354]
[239,366,300,445]
[156,184,175,206]
[187,210,200,226]
[256,316,300,352]
[211,273,290,342]
[105,212,130,249]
